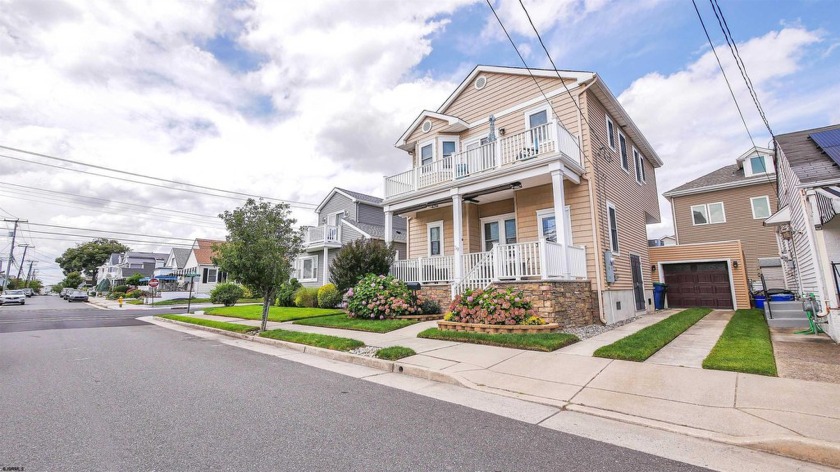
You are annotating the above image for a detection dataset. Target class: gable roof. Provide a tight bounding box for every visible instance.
[395,111,470,150]
[169,247,191,269]
[193,238,224,265]
[314,187,384,214]
[664,147,776,197]
[776,123,840,185]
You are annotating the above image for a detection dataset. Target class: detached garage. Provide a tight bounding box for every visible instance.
[649,241,751,310]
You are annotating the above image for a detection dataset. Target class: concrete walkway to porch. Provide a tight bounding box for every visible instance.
[178,311,840,467]
[646,310,734,368]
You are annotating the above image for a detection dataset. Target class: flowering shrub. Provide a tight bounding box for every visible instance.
[346,274,420,319]
[447,287,544,325]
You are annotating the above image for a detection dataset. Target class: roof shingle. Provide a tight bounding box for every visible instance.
[776,123,840,184]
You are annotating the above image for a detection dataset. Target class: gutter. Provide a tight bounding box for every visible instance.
[796,178,840,189]
[576,77,607,324]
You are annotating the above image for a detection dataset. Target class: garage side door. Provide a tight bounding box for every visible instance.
[663,262,733,309]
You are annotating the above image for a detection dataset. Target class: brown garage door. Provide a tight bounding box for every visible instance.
[663,262,733,309]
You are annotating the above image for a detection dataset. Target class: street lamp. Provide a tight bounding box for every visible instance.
[184,273,199,314]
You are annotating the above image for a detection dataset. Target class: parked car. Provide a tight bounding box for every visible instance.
[67,290,89,303]
[22,288,33,297]
[0,290,26,305]
[60,288,72,299]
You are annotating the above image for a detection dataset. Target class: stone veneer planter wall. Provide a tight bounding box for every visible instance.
[417,284,451,310]
[438,320,560,334]
[490,280,598,329]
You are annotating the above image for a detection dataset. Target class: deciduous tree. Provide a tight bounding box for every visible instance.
[55,238,130,282]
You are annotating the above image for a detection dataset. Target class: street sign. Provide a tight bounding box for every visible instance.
[148,278,159,288]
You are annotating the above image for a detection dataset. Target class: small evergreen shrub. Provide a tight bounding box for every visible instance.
[419,298,442,315]
[108,291,127,300]
[317,283,342,308]
[277,279,302,307]
[113,284,129,294]
[127,289,145,299]
[294,287,319,308]
[346,274,420,319]
[329,239,396,292]
[210,283,245,306]
[448,288,544,325]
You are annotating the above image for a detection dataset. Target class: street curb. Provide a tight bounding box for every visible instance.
[152,316,468,384]
[566,404,840,468]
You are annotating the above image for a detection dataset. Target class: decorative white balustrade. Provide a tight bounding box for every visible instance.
[384,122,582,199]
[305,225,340,245]
[393,240,588,296]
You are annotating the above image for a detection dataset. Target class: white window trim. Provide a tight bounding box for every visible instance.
[418,138,435,167]
[326,210,345,226]
[480,213,517,250]
[750,195,771,219]
[438,136,460,160]
[297,256,318,282]
[618,131,629,174]
[746,154,773,176]
[605,115,616,151]
[427,220,444,257]
[633,147,645,185]
[206,268,218,284]
[691,202,726,225]
[607,201,619,255]
[523,103,552,130]
[536,207,573,245]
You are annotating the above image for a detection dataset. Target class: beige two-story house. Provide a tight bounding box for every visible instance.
[381,65,662,325]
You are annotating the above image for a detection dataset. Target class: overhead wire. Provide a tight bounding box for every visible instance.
[0,144,318,209]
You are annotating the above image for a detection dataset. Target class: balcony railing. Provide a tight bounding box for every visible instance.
[305,225,340,246]
[391,240,588,296]
[384,122,581,199]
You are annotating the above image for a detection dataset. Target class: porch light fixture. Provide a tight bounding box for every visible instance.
[733,261,739,268]
[499,127,506,136]
[651,265,656,272]
[510,181,522,190]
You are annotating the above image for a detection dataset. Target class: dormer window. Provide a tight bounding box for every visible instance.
[744,153,774,176]
[749,155,767,174]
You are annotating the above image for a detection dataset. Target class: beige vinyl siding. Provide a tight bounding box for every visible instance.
[443,73,577,124]
[465,203,481,253]
[649,241,751,309]
[671,183,779,281]
[584,91,659,292]
[405,117,450,148]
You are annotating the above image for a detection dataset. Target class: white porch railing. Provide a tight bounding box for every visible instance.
[383,122,582,199]
[393,240,588,296]
[305,225,340,245]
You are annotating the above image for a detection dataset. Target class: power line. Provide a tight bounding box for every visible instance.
[0,144,318,209]
[26,222,199,241]
[24,231,197,248]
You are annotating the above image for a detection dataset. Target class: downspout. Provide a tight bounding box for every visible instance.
[803,189,831,317]
[577,77,606,324]
[670,197,679,244]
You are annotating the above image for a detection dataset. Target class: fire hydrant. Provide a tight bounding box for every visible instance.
[118,296,123,308]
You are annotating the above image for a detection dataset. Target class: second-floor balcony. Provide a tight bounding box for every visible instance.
[384,121,581,200]
[304,225,341,250]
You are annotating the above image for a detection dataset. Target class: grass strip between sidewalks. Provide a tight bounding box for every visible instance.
[418,328,578,352]
[702,309,777,376]
[593,308,712,361]
[259,329,364,351]
[294,315,418,333]
[159,314,258,333]
[375,346,416,360]
[205,305,343,322]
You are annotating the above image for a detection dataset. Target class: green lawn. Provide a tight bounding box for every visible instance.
[375,346,416,360]
[418,328,578,352]
[702,309,777,376]
[149,297,263,306]
[158,314,257,333]
[293,315,418,333]
[593,308,712,361]
[205,305,343,322]
[259,329,364,351]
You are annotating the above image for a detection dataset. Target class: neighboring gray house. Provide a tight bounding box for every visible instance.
[95,251,168,288]
[765,123,840,341]
[295,187,407,287]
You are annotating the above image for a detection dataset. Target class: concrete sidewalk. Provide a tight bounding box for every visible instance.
[181,313,840,467]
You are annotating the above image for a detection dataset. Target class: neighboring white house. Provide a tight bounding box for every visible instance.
[766,123,840,341]
[180,239,228,296]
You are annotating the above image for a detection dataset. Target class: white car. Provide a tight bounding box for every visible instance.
[0,290,26,305]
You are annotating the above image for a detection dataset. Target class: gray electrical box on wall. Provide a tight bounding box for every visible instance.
[604,249,616,284]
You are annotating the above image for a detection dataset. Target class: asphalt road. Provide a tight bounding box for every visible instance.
[0,300,708,471]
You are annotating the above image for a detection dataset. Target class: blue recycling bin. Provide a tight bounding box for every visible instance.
[653,282,667,310]
[753,295,765,309]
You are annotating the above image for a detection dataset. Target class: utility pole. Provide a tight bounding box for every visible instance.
[16,243,31,279]
[3,219,26,292]
[25,261,35,288]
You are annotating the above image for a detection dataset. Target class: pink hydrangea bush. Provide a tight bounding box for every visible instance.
[447,287,544,325]
[346,274,420,319]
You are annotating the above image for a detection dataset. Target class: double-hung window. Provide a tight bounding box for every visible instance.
[428,221,443,256]
[606,116,616,150]
[633,148,645,184]
[691,202,725,225]
[607,202,619,253]
[750,196,771,219]
[420,142,433,168]
[618,132,629,172]
[298,257,317,281]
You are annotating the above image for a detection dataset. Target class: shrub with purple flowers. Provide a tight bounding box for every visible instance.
[447,287,544,325]
[346,274,420,319]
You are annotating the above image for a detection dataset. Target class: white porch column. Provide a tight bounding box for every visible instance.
[451,191,464,283]
[384,207,393,245]
[322,247,329,285]
[551,166,569,276]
